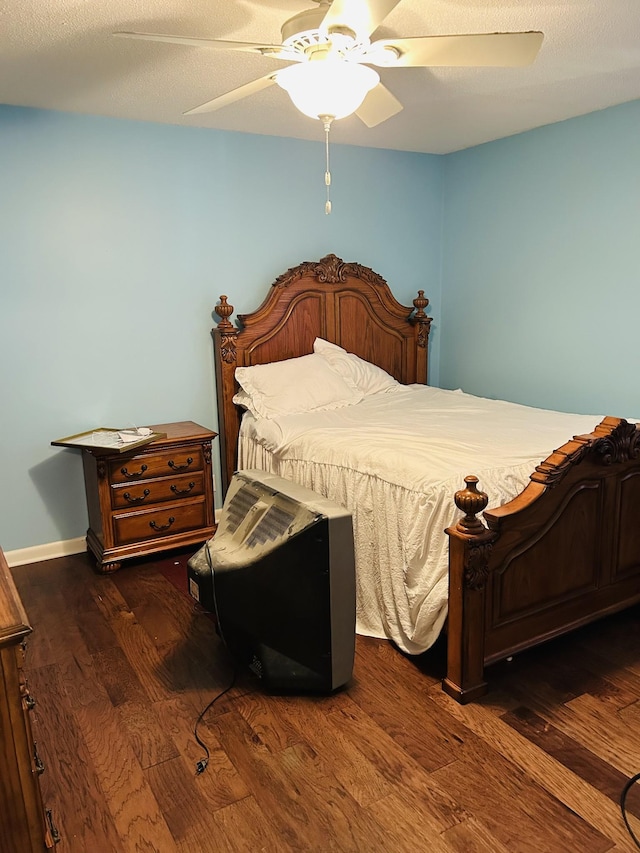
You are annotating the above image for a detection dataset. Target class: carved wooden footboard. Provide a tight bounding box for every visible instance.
[444,417,640,702]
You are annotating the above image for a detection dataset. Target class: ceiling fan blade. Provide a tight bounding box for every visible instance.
[321,0,402,39]
[370,31,544,67]
[183,74,278,116]
[113,31,296,60]
[355,83,402,127]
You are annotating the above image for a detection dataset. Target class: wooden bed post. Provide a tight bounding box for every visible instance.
[411,290,431,384]
[444,476,497,703]
[212,295,240,496]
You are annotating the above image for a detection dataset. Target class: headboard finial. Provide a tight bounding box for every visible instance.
[215,295,234,329]
[413,290,429,319]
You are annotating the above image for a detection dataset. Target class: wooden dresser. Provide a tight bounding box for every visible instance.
[82,421,217,572]
[0,548,58,851]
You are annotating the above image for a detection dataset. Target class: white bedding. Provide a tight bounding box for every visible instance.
[238,385,602,654]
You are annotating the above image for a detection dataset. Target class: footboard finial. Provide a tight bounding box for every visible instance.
[445,475,495,703]
[454,475,489,534]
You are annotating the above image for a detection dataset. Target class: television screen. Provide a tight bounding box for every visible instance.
[188,470,355,693]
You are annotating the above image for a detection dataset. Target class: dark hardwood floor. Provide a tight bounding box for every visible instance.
[11,550,640,852]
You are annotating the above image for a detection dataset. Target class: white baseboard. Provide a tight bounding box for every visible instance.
[6,537,87,568]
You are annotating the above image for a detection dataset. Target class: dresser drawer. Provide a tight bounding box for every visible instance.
[109,447,204,484]
[110,472,205,509]
[113,498,209,546]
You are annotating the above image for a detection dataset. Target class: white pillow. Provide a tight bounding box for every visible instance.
[235,353,363,419]
[232,388,254,410]
[313,338,399,396]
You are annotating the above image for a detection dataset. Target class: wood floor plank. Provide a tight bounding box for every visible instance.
[430,689,637,850]
[208,707,337,850]
[90,576,187,704]
[232,689,306,753]
[9,556,640,853]
[537,692,640,777]
[201,795,297,853]
[26,664,125,853]
[153,695,252,811]
[144,752,243,850]
[502,705,640,819]
[363,792,459,853]
[260,693,396,808]
[112,561,197,653]
[347,649,465,773]
[13,580,93,670]
[57,642,179,851]
[573,607,640,672]
[558,643,640,710]
[440,815,514,852]
[273,738,419,853]
[210,707,404,851]
[428,699,614,852]
[288,696,472,836]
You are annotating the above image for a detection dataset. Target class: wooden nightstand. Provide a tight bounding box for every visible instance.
[75,422,217,573]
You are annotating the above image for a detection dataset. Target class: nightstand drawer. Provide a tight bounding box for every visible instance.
[110,473,205,509]
[113,499,209,546]
[109,447,204,484]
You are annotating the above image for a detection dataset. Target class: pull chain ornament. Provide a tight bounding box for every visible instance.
[321,115,333,214]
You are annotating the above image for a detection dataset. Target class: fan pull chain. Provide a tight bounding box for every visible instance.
[322,116,333,215]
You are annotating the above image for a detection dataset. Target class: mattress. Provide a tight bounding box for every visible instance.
[237,385,602,654]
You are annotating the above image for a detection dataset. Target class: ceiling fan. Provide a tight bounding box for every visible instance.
[116,0,542,213]
[114,0,544,128]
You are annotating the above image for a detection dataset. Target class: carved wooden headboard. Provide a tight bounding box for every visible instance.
[211,254,432,494]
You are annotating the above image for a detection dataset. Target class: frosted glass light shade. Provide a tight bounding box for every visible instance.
[276,61,380,120]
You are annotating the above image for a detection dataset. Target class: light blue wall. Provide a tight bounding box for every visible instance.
[7,99,637,554]
[440,100,640,419]
[0,105,442,551]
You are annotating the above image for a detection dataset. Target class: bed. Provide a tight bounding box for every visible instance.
[212,254,640,702]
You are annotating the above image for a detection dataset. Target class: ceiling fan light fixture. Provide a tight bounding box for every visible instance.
[276,60,379,120]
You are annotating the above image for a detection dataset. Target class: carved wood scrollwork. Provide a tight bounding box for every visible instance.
[531,418,640,486]
[272,254,389,290]
[97,460,107,479]
[594,419,640,465]
[464,542,493,590]
[220,332,238,365]
[315,254,348,283]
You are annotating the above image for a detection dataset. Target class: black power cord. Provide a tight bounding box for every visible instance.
[621,771,640,848]
[193,664,238,775]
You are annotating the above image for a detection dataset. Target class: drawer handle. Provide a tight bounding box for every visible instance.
[168,457,193,472]
[46,809,61,844]
[150,516,175,532]
[25,693,36,711]
[120,463,148,479]
[33,742,45,775]
[123,488,150,504]
[171,481,195,496]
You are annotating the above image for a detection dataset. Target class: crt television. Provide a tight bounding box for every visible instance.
[188,470,356,693]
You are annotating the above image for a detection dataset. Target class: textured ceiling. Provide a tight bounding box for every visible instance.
[2,0,640,154]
